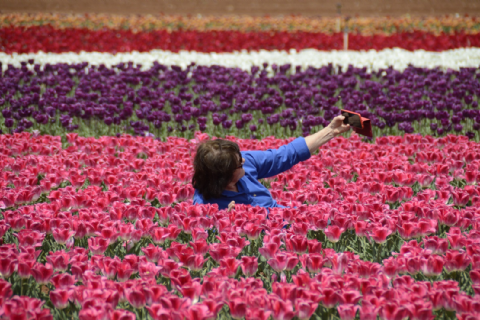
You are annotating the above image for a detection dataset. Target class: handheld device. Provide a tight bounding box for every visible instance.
[340,110,373,137]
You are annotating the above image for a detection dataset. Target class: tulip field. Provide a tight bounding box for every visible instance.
[1,12,480,320]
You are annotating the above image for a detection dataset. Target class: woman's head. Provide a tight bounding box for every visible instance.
[192,139,245,200]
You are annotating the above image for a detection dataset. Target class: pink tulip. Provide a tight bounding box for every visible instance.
[31,262,53,285]
[241,256,258,277]
[88,237,110,255]
[50,273,76,289]
[268,253,288,273]
[184,304,214,320]
[185,254,205,272]
[259,242,279,260]
[111,309,136,320]
[50,289,73,309]
[370,227,392,244]
[338,304,360,320]
[295,299,318,320]
[126,288,147,309]
[227,298,247,320]
[286,235,307,253]
[452,190,470,207]
[445,251,471,272]
[269,297,295,320]
[325,226,344,243]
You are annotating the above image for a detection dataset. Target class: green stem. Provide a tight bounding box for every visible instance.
[377,242,382,263]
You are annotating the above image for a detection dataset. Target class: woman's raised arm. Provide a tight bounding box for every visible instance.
[304,115,351,155]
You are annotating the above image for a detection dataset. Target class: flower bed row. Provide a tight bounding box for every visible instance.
[2,13,479,35]
[1,132,480,320]
[3,48,480,72]
[0,62,479,139]
[2,26,480,53]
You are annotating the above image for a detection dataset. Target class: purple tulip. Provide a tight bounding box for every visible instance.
[1,109,11,118]
[235,120,244,129]
[222,120,233,129]
[4,118,14,128]
[104,117,113,126]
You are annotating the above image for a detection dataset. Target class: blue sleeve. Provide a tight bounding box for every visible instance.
[193,190,204,205]
[243,137,311,180]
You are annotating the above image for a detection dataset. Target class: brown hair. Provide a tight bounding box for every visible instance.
[192,139,242,200]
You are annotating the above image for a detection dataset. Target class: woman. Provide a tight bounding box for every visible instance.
[192,115,351,210]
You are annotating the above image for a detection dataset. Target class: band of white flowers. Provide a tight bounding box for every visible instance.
[2,48,480,72]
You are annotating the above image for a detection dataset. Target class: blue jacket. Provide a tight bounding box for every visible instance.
[193,137,311,210]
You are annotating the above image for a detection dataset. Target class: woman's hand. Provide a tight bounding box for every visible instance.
[327,115,351,136]
[227,201,235,212]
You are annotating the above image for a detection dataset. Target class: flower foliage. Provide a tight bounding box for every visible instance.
[1,132,480,319]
